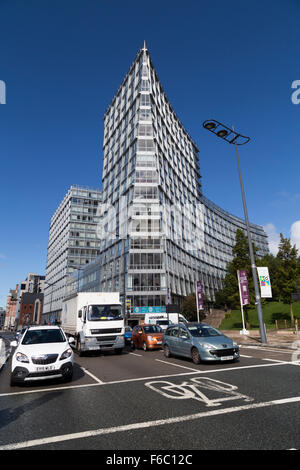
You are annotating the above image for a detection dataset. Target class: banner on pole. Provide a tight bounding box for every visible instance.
[196,281,204,310]
[257,267,272,298]
[237,270,250,306]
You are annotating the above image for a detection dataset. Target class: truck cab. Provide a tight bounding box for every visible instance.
[62,292,125,356]
[76,302,124,355]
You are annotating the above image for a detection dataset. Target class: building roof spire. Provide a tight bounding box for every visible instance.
[142,40,147,51]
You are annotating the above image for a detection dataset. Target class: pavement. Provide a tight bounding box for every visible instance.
[222,329,300,350]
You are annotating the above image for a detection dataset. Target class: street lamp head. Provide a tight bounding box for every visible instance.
[217,129,229,138]
[202,119,250,145]
[203,121,216,131]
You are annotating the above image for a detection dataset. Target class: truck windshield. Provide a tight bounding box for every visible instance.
[87,304,123,321]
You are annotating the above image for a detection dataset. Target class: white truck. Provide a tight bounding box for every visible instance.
[144,312,188,330]
[61,292,125,355]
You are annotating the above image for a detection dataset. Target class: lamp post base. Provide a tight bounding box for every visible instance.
[240,329,250,335]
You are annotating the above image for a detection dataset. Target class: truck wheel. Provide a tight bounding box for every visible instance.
[143,342,147,351]
[76,338,84,357]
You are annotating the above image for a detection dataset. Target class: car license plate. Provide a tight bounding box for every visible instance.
[220,356,234,361]
[36,365,55,372]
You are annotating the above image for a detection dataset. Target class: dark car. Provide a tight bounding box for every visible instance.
[162,322,239,364]
[124,326,132,344]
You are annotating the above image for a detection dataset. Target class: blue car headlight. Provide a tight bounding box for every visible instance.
[200,343,216,350]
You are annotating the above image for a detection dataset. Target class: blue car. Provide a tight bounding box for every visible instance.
[124,326,132,345]
[162,323,239,364]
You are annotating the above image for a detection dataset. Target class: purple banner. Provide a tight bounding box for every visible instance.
[237,270,250,306]
[196,281,204,310]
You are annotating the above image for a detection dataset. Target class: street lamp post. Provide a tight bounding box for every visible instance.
[203,119,267,344]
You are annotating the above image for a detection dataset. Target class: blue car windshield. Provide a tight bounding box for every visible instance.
[188,325,222,337]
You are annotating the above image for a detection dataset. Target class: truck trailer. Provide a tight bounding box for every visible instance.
[61,292,125,355]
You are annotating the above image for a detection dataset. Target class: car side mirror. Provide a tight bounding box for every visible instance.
[68,337,75,344]
[10,340,18,348]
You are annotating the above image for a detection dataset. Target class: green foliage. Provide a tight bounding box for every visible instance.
[180,293,206,322]
[215,229,257,311]
[273,234,299,304]
[214,230,300,315]
[219,301,300,330]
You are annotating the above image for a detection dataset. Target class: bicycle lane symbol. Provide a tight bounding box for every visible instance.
[145,377,254,407]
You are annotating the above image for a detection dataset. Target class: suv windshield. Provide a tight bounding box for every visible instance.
[22,329,65,345]
[188,325,222,337]
[87,304,123,321]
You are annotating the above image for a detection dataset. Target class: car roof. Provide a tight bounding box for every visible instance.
[26,325,61,331]
[166,322,208,328]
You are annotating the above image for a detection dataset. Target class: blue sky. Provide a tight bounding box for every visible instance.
[0,0,300,307]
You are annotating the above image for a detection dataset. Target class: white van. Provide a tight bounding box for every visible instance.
[144,313,187,329]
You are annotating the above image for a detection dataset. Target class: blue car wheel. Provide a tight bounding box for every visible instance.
[191,347,201,365]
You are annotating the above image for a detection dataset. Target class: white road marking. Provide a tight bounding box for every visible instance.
[262,358,286,363]
[241,345,295,355]
[155,359,200,372]
[129,352,143,357]
[80,367,104,384]
[1,395,300,450]
[1,359,298,398]
[240,355,253,358]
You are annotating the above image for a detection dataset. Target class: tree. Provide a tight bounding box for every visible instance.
[273,234,298,304]
[214,229,258,323]
[180,293,206,322]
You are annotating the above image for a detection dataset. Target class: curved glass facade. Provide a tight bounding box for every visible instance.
[65,44,269,312]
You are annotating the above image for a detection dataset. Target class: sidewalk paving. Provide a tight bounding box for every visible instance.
[221,329,300,350]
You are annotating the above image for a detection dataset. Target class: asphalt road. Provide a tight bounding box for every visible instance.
[0,336,300,451]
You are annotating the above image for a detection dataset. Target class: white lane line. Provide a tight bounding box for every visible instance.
[80,367,104,384]
[0,360,297,398]
[240,355,253,358]
[155,359,200,372]
[241,345,295,354]
[2,395,300,450]
[262,358,286,363]
[129,352,143,357]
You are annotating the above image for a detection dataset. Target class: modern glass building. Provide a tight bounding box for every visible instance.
[65,43,269,316]
[43,185,102,323]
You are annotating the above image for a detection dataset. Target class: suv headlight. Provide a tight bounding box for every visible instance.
[16,352,29,363]
[60,348,73,360]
